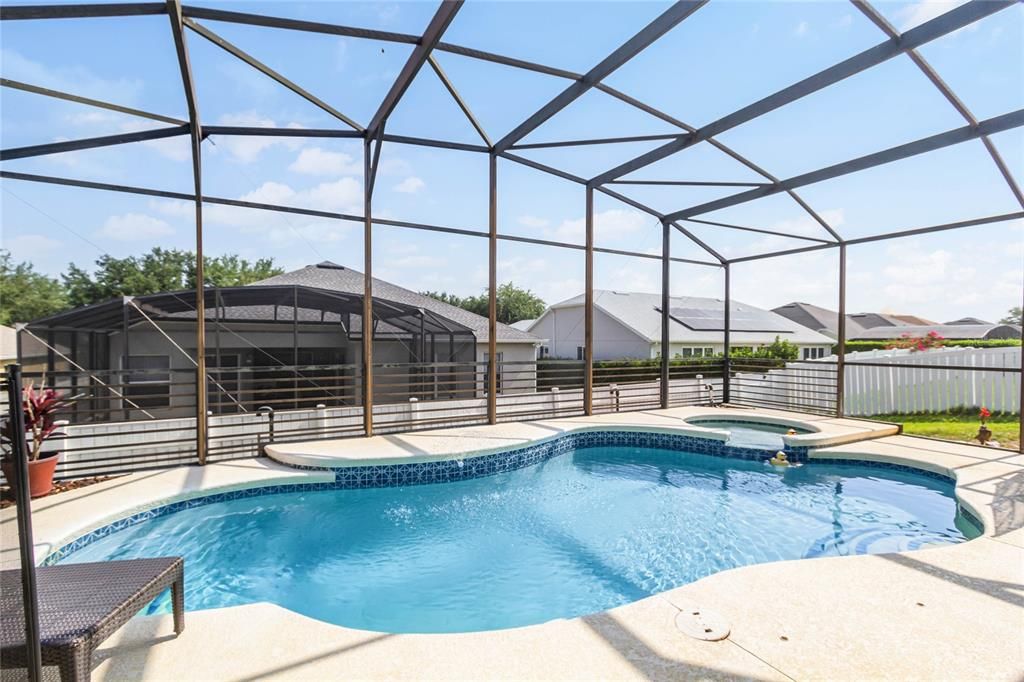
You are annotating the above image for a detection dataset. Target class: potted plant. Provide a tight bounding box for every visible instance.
[976,406,993,446]
[1,382,73,498]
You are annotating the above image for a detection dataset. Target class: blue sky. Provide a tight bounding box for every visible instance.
[1,0,1022,324]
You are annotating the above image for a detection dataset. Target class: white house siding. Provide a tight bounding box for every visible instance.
[475,342,540,394]
[530,306,651,360]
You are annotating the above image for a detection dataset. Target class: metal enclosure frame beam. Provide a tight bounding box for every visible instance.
[588,0,1014,187]
[493,0,706,152]
[666,109,1024,222]
[0,0,1020,458]
[488,154,498,424]
[165,0,207,464]
[365,0,463,139]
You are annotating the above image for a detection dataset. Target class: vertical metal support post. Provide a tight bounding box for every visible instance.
[1019,280,1023,454]
[6,365,42,682]
[584,186,594,416]
[660,220,670,409]
[167,0,207,464]
[45,331,54,381]
[362,139,374,436]
[723,263,731,404]
[836,244,847,417]
[214,287,222,414]
[292,286,299,410]
[487,153,498,424]
[122,303,131,421]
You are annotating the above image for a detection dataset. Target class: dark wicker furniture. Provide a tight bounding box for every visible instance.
[1,557,184,681]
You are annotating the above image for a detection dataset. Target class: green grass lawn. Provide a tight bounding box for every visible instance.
[870,412,1020,451]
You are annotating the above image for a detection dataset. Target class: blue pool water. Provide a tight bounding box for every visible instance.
[61,446,979,633]
[687,418,812,449]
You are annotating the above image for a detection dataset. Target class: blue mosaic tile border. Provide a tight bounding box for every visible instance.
[45,429,977,565]
[818,457,954,483]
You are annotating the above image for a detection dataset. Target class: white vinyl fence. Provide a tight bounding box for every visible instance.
[733,346,1020,417]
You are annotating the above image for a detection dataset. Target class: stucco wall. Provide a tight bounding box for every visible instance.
[530,306,651,360]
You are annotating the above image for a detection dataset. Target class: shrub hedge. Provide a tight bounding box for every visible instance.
[839,339,1021,353]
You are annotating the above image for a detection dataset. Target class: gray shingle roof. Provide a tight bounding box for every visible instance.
[543,291,834,346]
[254,262,540,344]
[850,323,1022,341]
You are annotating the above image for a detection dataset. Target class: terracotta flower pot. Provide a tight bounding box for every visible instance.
[1,455,59,498]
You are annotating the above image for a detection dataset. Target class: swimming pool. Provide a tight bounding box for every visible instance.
[686,417,814,449]
[59,443,978,634]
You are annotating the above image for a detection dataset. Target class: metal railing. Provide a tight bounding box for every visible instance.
[4,354,1018,481]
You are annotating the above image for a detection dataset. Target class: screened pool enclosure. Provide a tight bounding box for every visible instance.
[1,0,1022,475]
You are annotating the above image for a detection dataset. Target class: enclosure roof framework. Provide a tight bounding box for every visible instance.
[0,0,1021,263]
[22,284,477,338]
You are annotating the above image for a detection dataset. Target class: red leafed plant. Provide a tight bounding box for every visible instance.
[887,330,945,353]
[979,406,991,426]
[2,382,73,461]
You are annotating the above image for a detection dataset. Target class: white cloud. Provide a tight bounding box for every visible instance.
[5,234,63,256]
[204,179,362,231]
[139,130,191,162]
[148,199,194,218]
[209,112,305,163]
[835,14,853,28]
[517,215,550,229]
[378,157,412,176]
[394,176,425,194]
[0,48,144,105]
[794,21,809,37]
[548,208,647,243]
[895,0,974,33]
[761,208,845,241]
[304,178,364,211]
[289,147,361,176]
[96,213,175,241]
[335,39,349,71]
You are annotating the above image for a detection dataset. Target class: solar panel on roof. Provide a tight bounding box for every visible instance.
[665,307,792,333]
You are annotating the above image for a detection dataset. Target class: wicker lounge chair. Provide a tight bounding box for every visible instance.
[1,557,184,681]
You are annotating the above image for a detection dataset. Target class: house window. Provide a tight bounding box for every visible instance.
[576,346,584,361]
[802,347,826,360]
[539,346,550,359]
[123,355,171,409]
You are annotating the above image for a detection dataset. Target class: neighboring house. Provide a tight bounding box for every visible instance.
[0,325,16,366]
[510,319,536,332]
[773,302,939,341]
[527,291,834,361]
[888,314,938,326]
[850,323,1022,342]
[0,325,14,410]
[945,317,991,325]
[255,263,542,372]
[17,262,542,418]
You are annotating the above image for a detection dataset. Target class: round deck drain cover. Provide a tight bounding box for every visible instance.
[674,606,730,641]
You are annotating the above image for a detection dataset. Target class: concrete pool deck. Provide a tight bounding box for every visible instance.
[265,405,900,468]
[1,406,1021,680]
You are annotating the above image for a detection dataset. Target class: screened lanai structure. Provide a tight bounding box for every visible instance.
[1,0,1022,472]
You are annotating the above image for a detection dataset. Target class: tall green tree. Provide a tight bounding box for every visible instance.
[999,306,1022,326]
[0,250,67,325]
[422,283,545,325]
[64,248,284,307]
